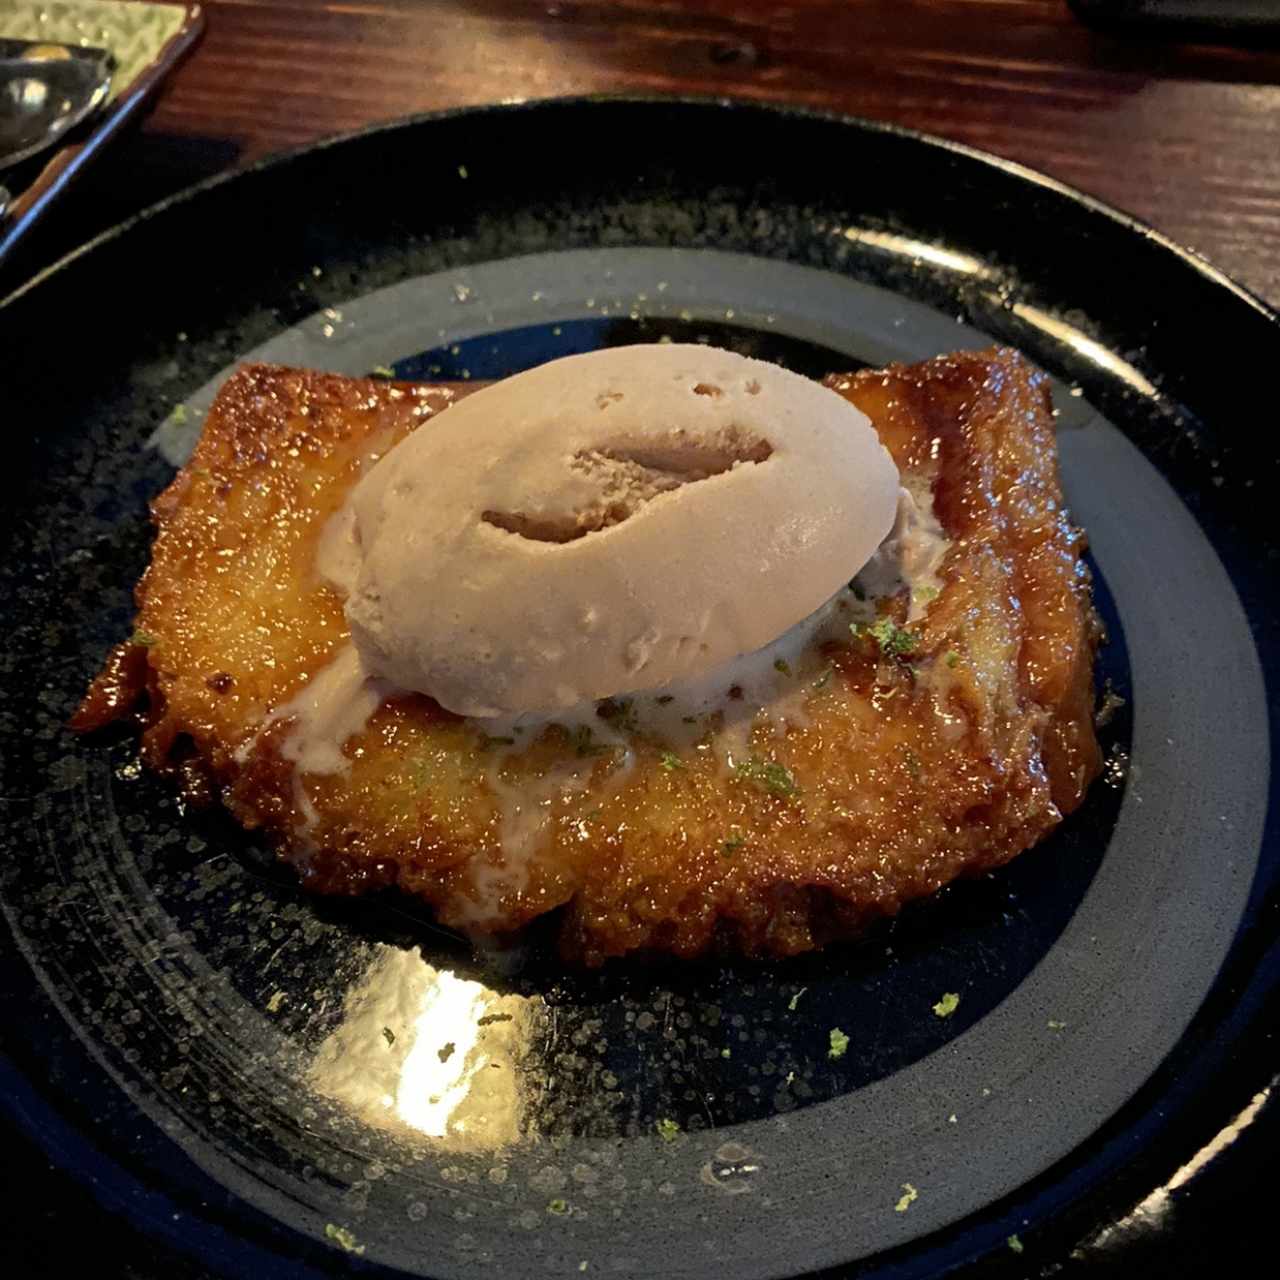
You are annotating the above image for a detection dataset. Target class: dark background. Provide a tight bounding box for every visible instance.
[6,0,1280,306]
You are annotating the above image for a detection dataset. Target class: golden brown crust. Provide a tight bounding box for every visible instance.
[74,351,1102,965]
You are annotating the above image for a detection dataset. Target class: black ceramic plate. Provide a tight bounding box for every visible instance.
[0,99,1276,1279]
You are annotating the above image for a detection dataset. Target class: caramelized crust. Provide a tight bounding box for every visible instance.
[76,351,1101,964]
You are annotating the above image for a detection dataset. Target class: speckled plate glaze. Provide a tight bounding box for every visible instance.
[0,100,1276,1279]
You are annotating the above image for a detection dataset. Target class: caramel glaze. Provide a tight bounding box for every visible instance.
[75,351,1102,965]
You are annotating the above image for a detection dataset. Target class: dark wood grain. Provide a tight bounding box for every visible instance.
[12,0,1280,305]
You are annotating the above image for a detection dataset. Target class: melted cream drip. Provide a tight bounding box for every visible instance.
[239,645,392,830]
[452,709,637,928]
[854,476,947,622]
[274,645,390,775]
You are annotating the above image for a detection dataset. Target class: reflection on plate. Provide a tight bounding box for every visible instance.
[313,946,539,1149]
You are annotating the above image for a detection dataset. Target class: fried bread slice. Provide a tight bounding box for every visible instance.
[76,351,1101,964]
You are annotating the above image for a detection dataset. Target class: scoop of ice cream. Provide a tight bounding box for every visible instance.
[339,344,899,716]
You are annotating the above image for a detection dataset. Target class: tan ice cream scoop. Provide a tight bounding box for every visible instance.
[339,344,900,716]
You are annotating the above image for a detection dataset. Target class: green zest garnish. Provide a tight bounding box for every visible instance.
[721,832,745,857]
[894,1184,918,1213]
[168,403,188,425]
[864,617,919,658]
[1007,1235,1024,1254]
[382,1026,396,1046]
[945,650,960,668]
[915,584,939,603]
[828,1027,849,1059]
[129,629,157,647]
[773,658,792,676]
[1048,1019,1067,1030]
[788,987,807,1012]
[656,1117,680,1142]
[933,992,960,1018]
[370,364,396,378]
[659,751,685,772]
[547,1198,569,1216]
[325,1224,365,1255]
[721,1048,731,1059]
[734,757,798,799]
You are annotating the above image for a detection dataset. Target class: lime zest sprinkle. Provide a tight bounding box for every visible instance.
[773,657,792,676]
[945,650,961,668]
[370,364,396,379]
[656,1117,680,1142]
[866,617,919,657]
[721,832,746,857]
[828,1027,849,1059]
[324,1223,365,1255]
[547,1198,569,1216]
[933,992,960,1018]
[130,629,157,647]
[1007,1234,1024,1254]
[168,403,188,425]
[1048,1019,1067,1030]
[894,1183,919,1213]
[734,756,799,798]
[788,987,807,1012]
[659,750,685,772]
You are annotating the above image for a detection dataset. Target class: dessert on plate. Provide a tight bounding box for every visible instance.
[75,343,1102,965]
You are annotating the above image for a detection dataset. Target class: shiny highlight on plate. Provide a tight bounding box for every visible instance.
[838,227,994,279]
[310,945,542,1148]
[1010,302,1159,398]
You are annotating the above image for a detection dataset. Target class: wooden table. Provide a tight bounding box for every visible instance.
[12,0,1280,306]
